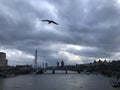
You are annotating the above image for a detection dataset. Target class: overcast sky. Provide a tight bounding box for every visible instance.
[0,0,120,66]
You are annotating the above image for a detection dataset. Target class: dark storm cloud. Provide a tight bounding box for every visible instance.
[0,0,120,65]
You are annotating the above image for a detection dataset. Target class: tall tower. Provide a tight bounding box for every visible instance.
[57,61,59,67]
[34,50,37,69]
[61,60,64,67]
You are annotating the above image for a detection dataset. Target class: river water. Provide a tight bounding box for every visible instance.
[0,71,119,90]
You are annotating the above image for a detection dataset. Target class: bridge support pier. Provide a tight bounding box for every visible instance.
[52,70,55,74]
[77,70,81,73]
[65,70,68,74]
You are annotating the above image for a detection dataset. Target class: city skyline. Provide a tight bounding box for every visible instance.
[0,0,120,65]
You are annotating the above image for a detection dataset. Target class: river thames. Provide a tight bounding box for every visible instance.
[0,72,119,90]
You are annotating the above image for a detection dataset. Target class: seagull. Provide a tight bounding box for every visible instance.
[41,20,59,25]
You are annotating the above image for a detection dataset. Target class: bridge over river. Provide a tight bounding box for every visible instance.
[43,70,79,74]
[35,67,82,74]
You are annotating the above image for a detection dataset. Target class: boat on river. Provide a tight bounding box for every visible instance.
[110,79,120,88]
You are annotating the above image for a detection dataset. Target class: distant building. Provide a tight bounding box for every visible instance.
[57,61,59,67]
[45,63,48,68]
[16,65,32,70]
[61,60,64,67]
[0,52,8,67]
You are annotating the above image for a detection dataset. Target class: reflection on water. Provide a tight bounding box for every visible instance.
[0,72,119,90]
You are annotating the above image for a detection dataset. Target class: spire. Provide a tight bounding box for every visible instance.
[34,50,37,69]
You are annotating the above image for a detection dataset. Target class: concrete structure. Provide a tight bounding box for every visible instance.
[0,52,8,67]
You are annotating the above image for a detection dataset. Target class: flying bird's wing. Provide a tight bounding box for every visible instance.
[41,20,59,25]
[51,21,59,25]
[41,20,49,22]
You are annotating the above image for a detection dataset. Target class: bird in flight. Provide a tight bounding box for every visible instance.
[41,20,59,25]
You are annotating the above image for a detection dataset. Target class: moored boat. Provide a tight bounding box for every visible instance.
[110,79,120,88]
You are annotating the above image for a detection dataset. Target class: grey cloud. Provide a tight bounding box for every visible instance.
[0,0,120,65]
